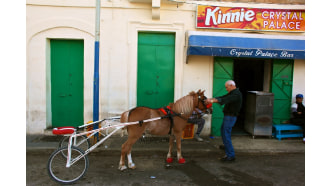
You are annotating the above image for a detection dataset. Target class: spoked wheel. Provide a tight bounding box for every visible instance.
[59,135,90,158]
[47,146,89,184]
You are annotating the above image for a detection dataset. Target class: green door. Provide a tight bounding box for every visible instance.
[137,33,175,108]
[212,57,234,136]
[271,59,294,124]
[51,39,84,127]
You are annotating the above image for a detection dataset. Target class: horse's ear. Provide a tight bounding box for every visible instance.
[201,90,205,94]
[197,89,201,94]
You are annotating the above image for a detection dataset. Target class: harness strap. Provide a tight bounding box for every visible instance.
[159,106,176,135]
[139,120,144,126]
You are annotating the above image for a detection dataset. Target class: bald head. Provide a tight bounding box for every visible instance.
[225,80,237,93]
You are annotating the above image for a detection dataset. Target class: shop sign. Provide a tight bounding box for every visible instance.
[196,5,305,32]
[226,48,299,59]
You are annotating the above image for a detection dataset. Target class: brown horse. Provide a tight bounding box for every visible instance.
[118,90,208,171]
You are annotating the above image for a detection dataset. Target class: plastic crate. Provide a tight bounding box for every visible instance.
[85,121,101,144]
[182,124,194,139]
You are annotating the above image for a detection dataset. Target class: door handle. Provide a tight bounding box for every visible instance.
[145,90,153,95]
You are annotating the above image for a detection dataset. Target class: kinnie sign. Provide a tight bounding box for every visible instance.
[196,5,305,32]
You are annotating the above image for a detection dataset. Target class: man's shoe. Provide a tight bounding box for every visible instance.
[194,135,203,142]
[219,145,225,150]
[220,155,227,161]
[221,156,235,162]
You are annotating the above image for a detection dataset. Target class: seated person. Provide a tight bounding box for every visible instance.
[188,104,212,142]
[290,94,305,140]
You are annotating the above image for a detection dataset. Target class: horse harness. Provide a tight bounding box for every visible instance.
[159,106,181,135]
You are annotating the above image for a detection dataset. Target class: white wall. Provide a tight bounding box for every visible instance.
[292,59,305,104]
[26,0,305,134]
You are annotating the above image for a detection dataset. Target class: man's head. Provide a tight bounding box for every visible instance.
[296,94,303,103]
[225,80,237,93]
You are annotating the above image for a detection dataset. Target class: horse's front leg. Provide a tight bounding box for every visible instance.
[166,135,175,163]
[175,133,185,164]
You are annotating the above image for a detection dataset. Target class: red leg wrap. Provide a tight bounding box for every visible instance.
[166,157,173,163]
[178,158,186,164]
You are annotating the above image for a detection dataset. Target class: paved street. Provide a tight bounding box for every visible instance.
[27,151,304,186]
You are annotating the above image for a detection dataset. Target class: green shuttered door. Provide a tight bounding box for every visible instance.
[51,39,84,127]
[212,57,234,136]
[137,33,175,108]
[271,59,294,124]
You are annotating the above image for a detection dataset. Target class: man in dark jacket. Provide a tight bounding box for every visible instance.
[205,80,242,162]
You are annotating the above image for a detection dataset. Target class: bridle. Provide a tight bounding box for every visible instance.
[197,95,208,112]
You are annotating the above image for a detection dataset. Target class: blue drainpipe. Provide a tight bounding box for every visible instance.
[93,0,101,141]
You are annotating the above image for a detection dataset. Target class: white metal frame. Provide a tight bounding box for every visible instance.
[65,116,163,168]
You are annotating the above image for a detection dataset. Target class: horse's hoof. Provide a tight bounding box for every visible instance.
[118,165,127,171]
[178,158,185,164]
[128,163,136,169]
[166,157,173,163]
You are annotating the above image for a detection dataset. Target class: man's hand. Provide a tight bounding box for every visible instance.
[205,98,217,104]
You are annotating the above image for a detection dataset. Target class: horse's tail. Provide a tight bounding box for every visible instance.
[120,111,130,137]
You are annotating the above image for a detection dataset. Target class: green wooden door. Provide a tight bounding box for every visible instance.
[137,33,175,108]
[271,59,294,124]
[212,57,234,136]
[51,39,84,127]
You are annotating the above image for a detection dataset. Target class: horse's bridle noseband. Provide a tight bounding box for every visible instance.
[197,95,207,110]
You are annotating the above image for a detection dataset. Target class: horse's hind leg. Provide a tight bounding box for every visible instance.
[127,149,136,169]
[119,141,129,171]
[119,135,140,170]
[166,135,174,163]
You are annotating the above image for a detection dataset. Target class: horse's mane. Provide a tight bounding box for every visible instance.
[170,91,197,116]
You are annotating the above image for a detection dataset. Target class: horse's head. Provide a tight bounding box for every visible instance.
[195,89,213,114]
[172,90,212,117]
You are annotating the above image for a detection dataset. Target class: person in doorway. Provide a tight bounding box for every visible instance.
[205,80,242,162]
[290,94,305,142]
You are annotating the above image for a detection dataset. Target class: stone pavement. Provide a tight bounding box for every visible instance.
[26,133,305,156]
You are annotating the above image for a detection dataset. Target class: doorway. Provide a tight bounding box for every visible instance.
[233,59,265,134]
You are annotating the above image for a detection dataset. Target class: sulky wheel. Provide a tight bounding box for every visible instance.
[47,146,89,184]
[59,135,90,158]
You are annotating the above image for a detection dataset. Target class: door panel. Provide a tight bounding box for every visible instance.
[137,33,175,108]
[212,57,234,136]
[51,39,84,127]
[271,59,293,124]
